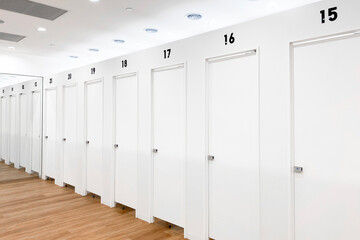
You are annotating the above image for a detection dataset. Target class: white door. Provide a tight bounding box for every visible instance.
[31,91,42,173]
[1,97,8,163]
[63,84,78,186]
[208,51,259,240]
[294,35,360,240]
[114,74,138,209]
[19,94,28,168]
[44,89,57,178]
[9,95,17,165]
[152,65,186,227]
[85,80,103,196]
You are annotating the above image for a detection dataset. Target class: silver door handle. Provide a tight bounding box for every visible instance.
[294,166,303,173]
[86,140,90,144]
[45,136,48,139]
[114,144,119,148]
[208,155,215,161]
[153,149,158,153]
[63,138,66,141]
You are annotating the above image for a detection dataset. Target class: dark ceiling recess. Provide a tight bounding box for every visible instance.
[0,32,26,42]
[0,0,67,21]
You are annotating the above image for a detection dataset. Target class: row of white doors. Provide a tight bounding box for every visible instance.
[40,33,359,240]
[0,92,42,173]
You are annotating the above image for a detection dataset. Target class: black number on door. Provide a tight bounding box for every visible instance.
[122,60,128,68]
[224,33,235,45]
[164,49,171,59]
[320,7,338,24]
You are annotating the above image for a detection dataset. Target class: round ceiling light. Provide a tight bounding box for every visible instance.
[113,39,125,44]
[186,13,202,20]
[125,7,133,12]
[89,0,100,2]
[145,28,158,33]
[37,27,47,32]
[8,46,15,50]
[69,56,79,58]
[89,48,99,52]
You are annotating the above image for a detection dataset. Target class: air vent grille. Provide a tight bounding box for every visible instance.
[0,32,25,42]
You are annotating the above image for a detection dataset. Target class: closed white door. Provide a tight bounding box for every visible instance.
[114,74,138,209]
[1,97,8,162]
[63,85,78,186]
[85,80,103,196]
[19,94,28,168]
[9,95,16,165]
[208,51,259,240]
[294,36,360,240]
[31,91,42,173]
[44,89,57,178]
[152,65,186,227]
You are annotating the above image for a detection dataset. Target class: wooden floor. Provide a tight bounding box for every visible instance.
[0,162,185,240]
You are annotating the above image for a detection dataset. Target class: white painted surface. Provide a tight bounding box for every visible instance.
[9,95,16,165]
[114,74,138,209]
[152,65,186,227]
[208,51,259,240]
[44,88,57,178]
[19,94,28,168]
[293,35,360,240]
[31,91,42,173]
[1,97,7,161]
[63,84,78,186]
[85,80,103,196]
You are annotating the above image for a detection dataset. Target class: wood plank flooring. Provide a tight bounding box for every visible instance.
[0,162,185,240]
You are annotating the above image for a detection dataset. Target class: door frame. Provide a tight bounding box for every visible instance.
[83,78,104,195]
[204,48,259,240]
[18,92,28,169]
[150,62,187,230]
[8,94,16,165]
[62,83,78,185]
[112,72,139,211]
[0,96,2,161]
[290,30,360,240]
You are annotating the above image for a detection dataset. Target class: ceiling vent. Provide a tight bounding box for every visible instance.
[0,0,67,21]
[0,32,26,42]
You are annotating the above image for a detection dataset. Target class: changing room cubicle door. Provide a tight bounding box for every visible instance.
[152,64,186,227]
[63,84,78,186]
[19,94,28,168]
[1,97,6,161]
[293,35,360,240]
[114,74,138,209]
[85,79,103,196]
[207,50,259,240]
[31,91,42,173]
[44,88,57,179]
[9,95,16,165]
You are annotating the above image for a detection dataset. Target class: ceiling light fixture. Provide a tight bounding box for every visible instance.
[145,28,158,33]
[125,7,133,12]
[89,48,99,52]
[8,46,15,49]
[69,56,79,58]
[37,27,46,32]
[186,13,202,20]
[89,0,100,2]
[113,39,125,44]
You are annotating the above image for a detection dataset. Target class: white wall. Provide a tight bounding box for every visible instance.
[1,0,359,239]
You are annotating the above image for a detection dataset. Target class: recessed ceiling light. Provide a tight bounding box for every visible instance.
[89,48,99,52]
[8,46,15,49]
[37,27,46,32]
[49,43,55,46]
[113,39,125,44]
[145,28,158,33]
[0,20,4,24]
[69,56,79,58]
[186,13,202,20]
[89,0,99,2]
[125,7,133,12]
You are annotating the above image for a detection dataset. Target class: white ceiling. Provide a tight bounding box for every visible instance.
[0,73,40,88]
[0,0,321,82]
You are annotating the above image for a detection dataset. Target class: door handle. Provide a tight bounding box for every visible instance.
[294,166,303,173]
[153,149,158,153]
[86,140,90,144]
[45,136,48,139]
[114,144,119,148]
[208,155,215,161]
[63,138,66,141]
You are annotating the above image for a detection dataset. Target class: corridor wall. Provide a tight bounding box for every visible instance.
[1,0,359,239]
